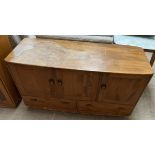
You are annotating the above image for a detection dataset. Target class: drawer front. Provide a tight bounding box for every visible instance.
[77,101,134,116]
[0,80,13,107]
[23,96,77,113]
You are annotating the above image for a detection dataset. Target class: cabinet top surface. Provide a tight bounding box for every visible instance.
[5,38,153,75]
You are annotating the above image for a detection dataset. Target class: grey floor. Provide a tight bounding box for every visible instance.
[0,53,154,120]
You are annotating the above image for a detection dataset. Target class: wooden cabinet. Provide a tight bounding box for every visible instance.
[5,38,153,116]
[0,36,21,108]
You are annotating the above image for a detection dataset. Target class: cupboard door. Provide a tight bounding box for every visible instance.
[11,65,57,98]
[98,74,148,105]
[55,69,100,100]
[0,80,13,107]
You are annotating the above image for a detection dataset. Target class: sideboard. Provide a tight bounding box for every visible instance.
[5,38,153,116]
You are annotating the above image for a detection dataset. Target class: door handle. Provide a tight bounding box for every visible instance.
[57,80,63,86]
[101,84,106,89]
[86,103,92,107]
[49,79,55,85]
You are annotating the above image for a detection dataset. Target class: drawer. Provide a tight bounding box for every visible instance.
[77,101,134,116]
[23,96,77,113]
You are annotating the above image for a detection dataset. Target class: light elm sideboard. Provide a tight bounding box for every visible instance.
[5,38,153,116]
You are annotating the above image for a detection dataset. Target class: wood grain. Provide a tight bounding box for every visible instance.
[6,38,153,116]
[8,64,100,101]
[0,80,13,107]
[77,100,134,116]
[0,36,21,107]
[5,38,153,75]
[98,74,150,105]
[23,96,77,113]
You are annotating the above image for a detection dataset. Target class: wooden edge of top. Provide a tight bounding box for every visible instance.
[5,61,154,76]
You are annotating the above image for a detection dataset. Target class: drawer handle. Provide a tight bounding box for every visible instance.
[118,107,125,111]
[30,98,38,101]
[101,84,106,89]
[86,103,92,107]
[57,80,63,86]
[61,101,69,104]
[49,79,55,85]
